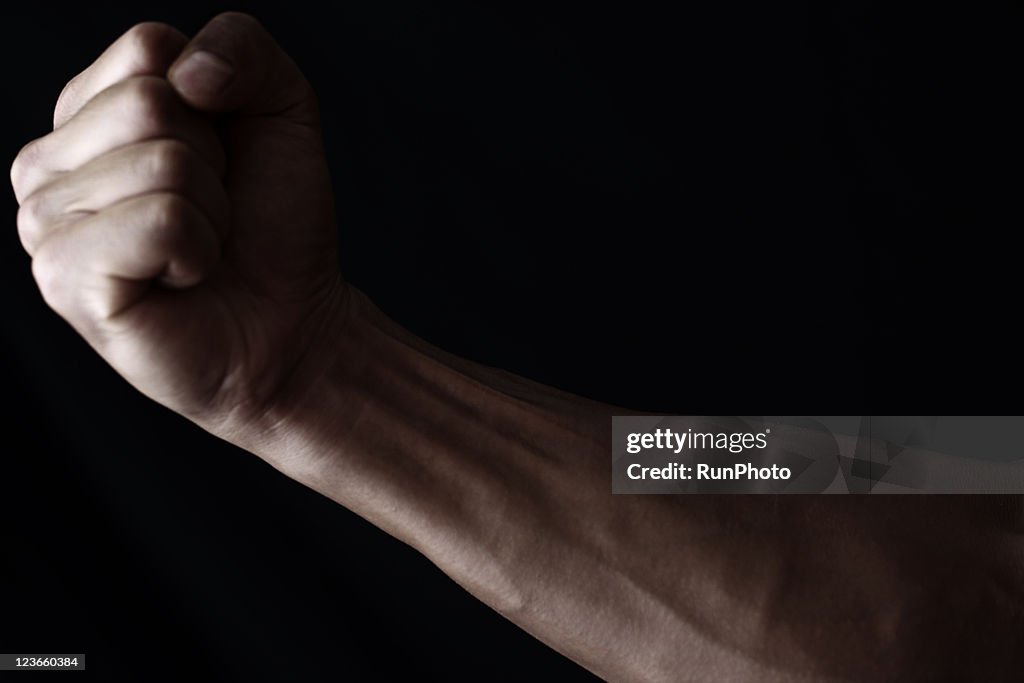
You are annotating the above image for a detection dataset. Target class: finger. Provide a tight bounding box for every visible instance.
[54,22,188,129]
[168,12,318,125]
[31,192,220,326]
[12,76,224,204]
[18,138,230,255]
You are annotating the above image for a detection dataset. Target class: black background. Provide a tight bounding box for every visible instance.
[1,1,1021,680]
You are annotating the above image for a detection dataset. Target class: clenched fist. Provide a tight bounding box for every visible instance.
[11,13,348,438]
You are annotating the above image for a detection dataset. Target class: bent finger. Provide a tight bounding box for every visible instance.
[19,138,229,255]
[54,22,188,129]
[32,192,220,326]
[12,76,224,203]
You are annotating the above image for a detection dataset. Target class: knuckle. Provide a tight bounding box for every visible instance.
[16,194,44,251]
[119,76,178,131]
[10,139,41,198]
[148,194,196,246]
[144,139,193,189]
[122,22,182,65]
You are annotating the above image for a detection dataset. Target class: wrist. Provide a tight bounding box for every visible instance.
[211,276,364,473]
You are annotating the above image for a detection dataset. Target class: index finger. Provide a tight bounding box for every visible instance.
[53,22,187,129]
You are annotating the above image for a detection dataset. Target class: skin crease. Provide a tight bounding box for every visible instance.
[10,12,1024,682]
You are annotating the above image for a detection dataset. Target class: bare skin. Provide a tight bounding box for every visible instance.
[11,13,1024,681]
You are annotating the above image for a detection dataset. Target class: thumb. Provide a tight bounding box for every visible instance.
[167,12,318,124]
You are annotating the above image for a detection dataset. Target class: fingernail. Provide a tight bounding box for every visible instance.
[169,50,234,98]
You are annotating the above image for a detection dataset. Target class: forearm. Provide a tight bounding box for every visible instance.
[219,288,1024,682]
[228,288,742,680]
[243,286,616,548]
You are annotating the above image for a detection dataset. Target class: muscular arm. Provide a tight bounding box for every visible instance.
[244,287,711,681]
[10,13,1023,682]
[246,286,1024,682]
